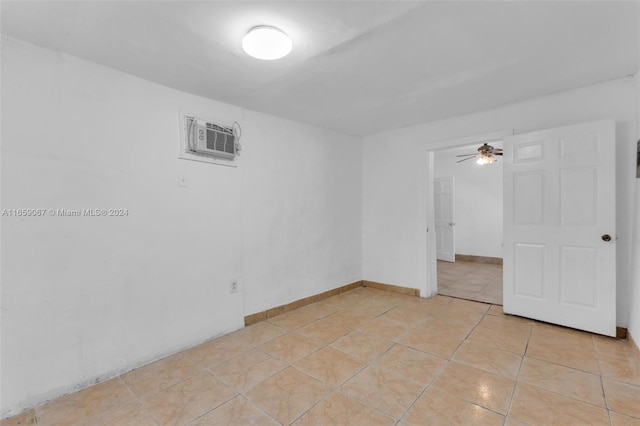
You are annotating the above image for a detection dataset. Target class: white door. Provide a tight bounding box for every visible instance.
[435,176,455,262]
[503,119,616,336]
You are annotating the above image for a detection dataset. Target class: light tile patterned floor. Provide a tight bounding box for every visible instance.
[3,287,640,425]
[438,259,503,305]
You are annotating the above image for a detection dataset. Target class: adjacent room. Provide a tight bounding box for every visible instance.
[2,1,640,425]
[434,141,504,305]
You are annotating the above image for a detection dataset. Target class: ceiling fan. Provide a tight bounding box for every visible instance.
[456,143,503,164]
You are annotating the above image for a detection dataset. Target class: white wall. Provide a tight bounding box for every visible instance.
[363,76,638,326]
[241,111,362,316]
[0,37,362,416]
[630,95,640,346]
[435,144,503,258]
[0,36,243,416]
[628,13,640,346]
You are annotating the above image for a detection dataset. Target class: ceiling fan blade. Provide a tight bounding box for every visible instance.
[494,152,503,156]
[456,154,477,157]
[456,156,477,163]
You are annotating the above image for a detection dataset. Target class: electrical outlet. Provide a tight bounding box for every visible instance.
[230,281,238,293]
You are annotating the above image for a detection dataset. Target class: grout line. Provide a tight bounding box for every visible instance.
[606,404,613,426]
[118,375,142,403]
[600,370,611,414]
[521,352,601,376]
[504,324,530,423]
[517,377,609,410]
[591,334,603,377]
[395,357,449,423]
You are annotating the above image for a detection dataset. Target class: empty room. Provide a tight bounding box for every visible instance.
[2,1,640,425]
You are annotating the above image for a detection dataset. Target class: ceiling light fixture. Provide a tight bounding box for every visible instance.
[242,26,292,60]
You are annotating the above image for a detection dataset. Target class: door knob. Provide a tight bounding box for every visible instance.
[449,222,455,226]
[601,234,611,242]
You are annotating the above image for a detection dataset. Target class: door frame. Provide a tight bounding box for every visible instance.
[425,129,514,297]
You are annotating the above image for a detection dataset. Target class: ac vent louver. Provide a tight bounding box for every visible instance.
[180,113,242,167]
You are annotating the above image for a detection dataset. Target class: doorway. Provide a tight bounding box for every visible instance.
[426,120,616,336]
[427,129,513,304]
[433,141,504,305]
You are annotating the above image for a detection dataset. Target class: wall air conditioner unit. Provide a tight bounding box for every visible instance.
[179,112,242,167]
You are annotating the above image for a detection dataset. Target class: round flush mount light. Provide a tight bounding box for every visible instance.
[242,26,292,60]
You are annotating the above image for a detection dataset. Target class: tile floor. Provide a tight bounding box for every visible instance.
[3,286,640,425]
[437,259,503,305]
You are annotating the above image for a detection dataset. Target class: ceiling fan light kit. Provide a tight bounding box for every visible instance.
[476,155,496,165]
[456,142,503,164]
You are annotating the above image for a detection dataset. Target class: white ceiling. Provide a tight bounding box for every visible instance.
[2,1,638,136]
